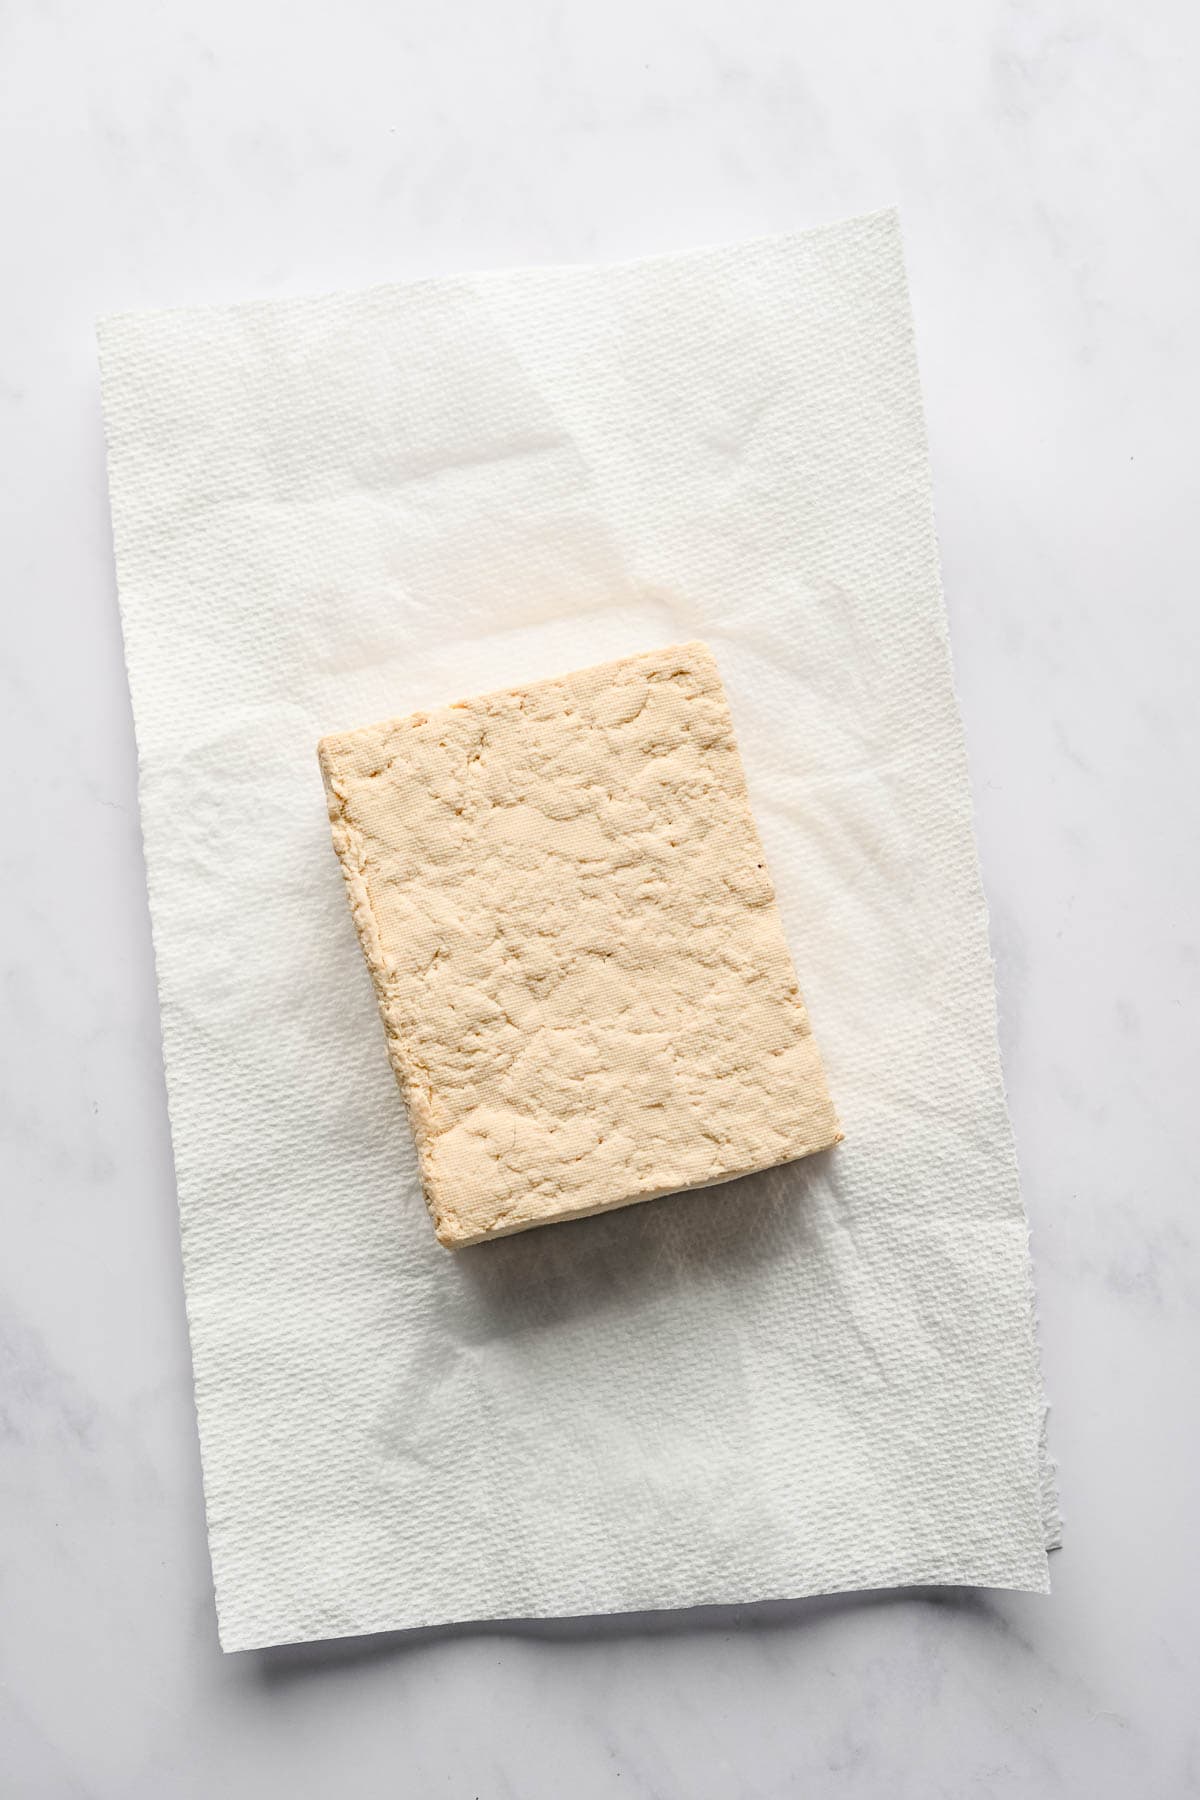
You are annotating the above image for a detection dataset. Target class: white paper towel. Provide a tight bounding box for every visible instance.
[99,210,1055,1653]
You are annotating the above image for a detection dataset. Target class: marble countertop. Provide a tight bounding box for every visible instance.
[3,2,1197,1794]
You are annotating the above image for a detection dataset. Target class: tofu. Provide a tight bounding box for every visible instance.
[318,642,841,1247]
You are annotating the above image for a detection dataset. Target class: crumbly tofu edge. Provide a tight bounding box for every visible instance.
[318,735,445,1234]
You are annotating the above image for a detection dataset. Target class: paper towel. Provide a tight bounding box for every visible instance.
[99,210,1055,1653]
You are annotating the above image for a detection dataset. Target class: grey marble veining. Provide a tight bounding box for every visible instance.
[2,0,1198,1793]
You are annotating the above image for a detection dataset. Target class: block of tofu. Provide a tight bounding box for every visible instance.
[318,642,841,1247]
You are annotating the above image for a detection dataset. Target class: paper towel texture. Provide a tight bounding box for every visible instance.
[99,210,1053,1652]
[318,641,842,1246]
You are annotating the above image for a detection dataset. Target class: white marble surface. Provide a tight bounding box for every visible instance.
[2,1,1198,1793]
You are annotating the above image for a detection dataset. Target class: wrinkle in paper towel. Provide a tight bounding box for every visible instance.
[98,210,1054,1652]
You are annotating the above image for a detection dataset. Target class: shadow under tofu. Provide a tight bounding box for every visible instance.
[446,1144,843,1343]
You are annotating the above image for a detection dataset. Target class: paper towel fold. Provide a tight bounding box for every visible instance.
[99,209,1055,1653]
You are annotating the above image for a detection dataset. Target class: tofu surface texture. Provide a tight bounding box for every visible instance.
[318,642,841,1246]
